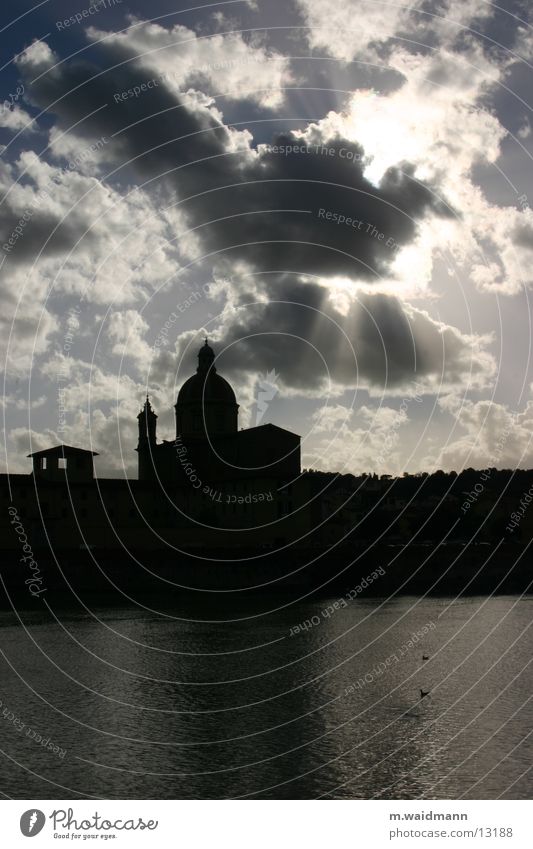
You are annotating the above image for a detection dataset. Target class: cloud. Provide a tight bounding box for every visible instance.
[289,0,533,298]
[12,34,476,401]
[87,17,291,108]
[40,355,141,408]
[47,127,113,174]
[305,391,533,477]
[108,308,150,359]
[177,275,495,394]
[15,37,451,285]
[467,199,533,295]
[0,149,181,304]
[0,263,58,374]
[4,20,521,479]
[9,426,55,460]
[17,354,159,475]
[294,0,496,62]
[294,0,411,62]
[295,39,533,296]
[15,40,244,206]
[7,406,139,477]
[434,395,533,471]
[0,105,35,133]
[311,403,355,434]
[304,401,418,474]
[16,39,55,70]
[22,27,527,307]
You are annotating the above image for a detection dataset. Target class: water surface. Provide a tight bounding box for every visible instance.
[0,595,531,798]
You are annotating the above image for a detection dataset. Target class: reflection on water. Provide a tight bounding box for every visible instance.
[0,595,531,798]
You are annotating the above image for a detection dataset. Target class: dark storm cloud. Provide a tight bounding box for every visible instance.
[15,39,478,391]
[185,139,450,279]
[18,50,231,181]
[182,276,491,391]
[17,42,451,282]
[0,203,92,265]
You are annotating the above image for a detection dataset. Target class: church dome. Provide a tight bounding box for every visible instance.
[177,371,236,405]
[177,341,236,405]
[175,341,238,437]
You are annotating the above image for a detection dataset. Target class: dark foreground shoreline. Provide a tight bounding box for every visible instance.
[1,541,531,610]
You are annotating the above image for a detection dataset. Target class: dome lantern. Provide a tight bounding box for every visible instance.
[197,339,216,373]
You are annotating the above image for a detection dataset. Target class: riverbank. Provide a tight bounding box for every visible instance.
[0,541,530,609]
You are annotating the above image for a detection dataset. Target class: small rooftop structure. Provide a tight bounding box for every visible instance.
[27,445,98,482]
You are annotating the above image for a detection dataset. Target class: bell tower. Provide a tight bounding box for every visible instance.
[136,396,158,480]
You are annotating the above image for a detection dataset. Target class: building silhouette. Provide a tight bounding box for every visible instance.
[2,342,314,554]
[2,342,532,565]
[137,340,300,487]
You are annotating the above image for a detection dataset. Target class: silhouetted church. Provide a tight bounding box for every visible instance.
[137,340,300,485]
[3,344,532,559]
[2,342,314,553]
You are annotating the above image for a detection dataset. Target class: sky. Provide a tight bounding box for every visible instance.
[1,0,533,478]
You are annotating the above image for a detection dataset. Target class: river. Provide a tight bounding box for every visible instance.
[0,595,531,799]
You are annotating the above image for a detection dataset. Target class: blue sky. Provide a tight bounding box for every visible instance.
[1,0,533,477]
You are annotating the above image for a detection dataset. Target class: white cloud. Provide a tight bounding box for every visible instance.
[88,18,291,108]
[304,401,418,474]
[433,395,533,471]
[294,0,411,62]
[294,37,533,296]
[0,105,35,133]
[0,263,58,374]
[16,39,55,70]
[312,402,355,433]
[0,150,181,304]
[47,127,113,175]
[295,0,495,62]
